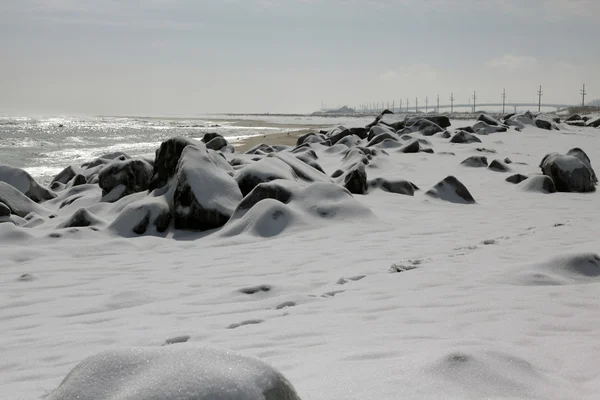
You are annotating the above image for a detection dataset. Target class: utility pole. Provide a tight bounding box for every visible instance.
[415,97,418,113]
[400,99,403,113]
[392,100,395,112]
[450,93,455,114]
[581,84,587,107]
[406,98,409,113]
[537,85,543,112]
[425,96,428,113]
[472,91,477,113]
[437,94,440,113]
[501,88,507,114]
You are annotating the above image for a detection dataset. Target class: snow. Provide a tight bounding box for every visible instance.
[1,117,600,399]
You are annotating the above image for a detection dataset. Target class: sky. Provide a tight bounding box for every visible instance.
[0,0,598,116]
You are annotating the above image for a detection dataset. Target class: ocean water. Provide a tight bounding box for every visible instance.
[0,116,284,185]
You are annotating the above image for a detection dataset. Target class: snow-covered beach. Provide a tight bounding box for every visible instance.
[2,111,600,399]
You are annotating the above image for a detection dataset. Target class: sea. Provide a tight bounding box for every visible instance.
[0,115,287,185]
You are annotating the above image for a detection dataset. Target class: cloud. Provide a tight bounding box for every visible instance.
[485,55,538,71]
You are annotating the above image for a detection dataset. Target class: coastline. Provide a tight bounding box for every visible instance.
[232,128,317,152]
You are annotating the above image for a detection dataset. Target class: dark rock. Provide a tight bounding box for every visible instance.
[51,166,80,185]
[439,131,452,139]
[201,132,223,143]
[326,126,353,145]
[235,181,294,212]
[398,139,421,154]
[504,158,513,164]
[367,132,398,147]
[0,182,49,218]
[502,113,516,121]
[450,131,481,144]
[461,155,488,168]
[586,117,600,128]
[331,169,344,178]
[342,164,368,195]
[296,132,317,146]
[245,143,277,155]
[488,159,510,172]
[368,178,417,196]
[506,174,529,184]
[405,116,451,129]
[234,158,297,197]
[565,114,581,122]
[98,159,153,199]
[477,114,500,126]
[0,201,10,216]
[349,127,368,140]
[71,174,87,187]
[205,136,229,151]
[477,148,496,154]
[566,148,597,183]
[535,118,553,130]
[149,137,198,191]
[82,152,129,169]
[540,153,596,192]
[367,125,396,141]
[336,135,361,148]
[457,126,476,134]
[426,176,476,204]
[405,118,443,135]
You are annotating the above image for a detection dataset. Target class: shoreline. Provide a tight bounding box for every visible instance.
[232,128,318,152]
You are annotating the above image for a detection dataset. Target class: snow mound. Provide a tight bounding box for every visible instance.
[109,194,172,236]
[46,346,301,400]
[222,180,372,238]
[514,253,600,286]
[429,349,550,399]
[0,182,51,218]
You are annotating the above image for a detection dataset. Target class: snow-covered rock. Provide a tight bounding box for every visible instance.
[235,157,298,196]
[98,159,153,200]
[46,346,301,400]
[149,137,200,191]
[0,182,51,218]
[109,194,172,236]
[517,175,556,193]
[461,155,488,168]
[368,178,418,196]
[426,176,476,204]
[0,165,55,202]
[173,145,243,231]
[540,153,596,192]
[450,131,481,144]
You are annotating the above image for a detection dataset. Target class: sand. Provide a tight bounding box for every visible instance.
[233,128,318,152]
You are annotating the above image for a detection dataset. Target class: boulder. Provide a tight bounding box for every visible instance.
[405,115,451,129]
[398,139,422,153]
[268,152,331,183]
[0,165,56,202]
[450,131,481,144]
[540,153,596,192]
[82,152,129,169]
[51,165,82,185]
[367,125,396,141]
[98,159,153,200]
[567,148,597,183]
[477,114,501,126]
[368,178,417,196]
[586,117,600,128]
[472,121,507,134]
[367,132,399,147]
[201,132,223,143]
[205,136,229,151]
[426,176,476,204]
[461,156,488,168]
[0,201,10,217]
[349,127,368,139]
[46,346,301,400]
[110,195,172,236]
[534,118,553,130]
[149,137,200,191]
[235,158,298,196]
[566,114,582,122]
[488,159,510,172]
[0,182,51,218]
[326,126,353,145]
[173,145,243,231]
[506,174,529,184]
[57,208,104,229]
[341,164,368,195]
[517,175,556,193]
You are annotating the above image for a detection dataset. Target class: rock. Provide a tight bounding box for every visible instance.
[405,118,443,135]
[201,132,223,143]
[565,120,586,127]
[268,152,331,183]
[566,114,582,122]
[477,114,500,126]
[461,156,488,168]
[296,132,318,146]
[438,131,452,139]
[326,126,353,145]
[365,109,394,130]
[502,113,516,121]
[540,153,596,192]
[82,152,129,169]
[0,165,56,203]
[450,131,481,144]
[472,121,507,134]
[342,164,368,195]
[368,178,417,196]
[349,127,368,139]
[504,158,513,164]
[476,148,496,154]
[57,208,104,229]
[46,346,301,400]
[149,137,200,191]
[98,159,153,199]
[488,159,510,172]
[235,157,298,196]
[405,115,451,129]
[245,143,277,155]
[457,126,476,134]
[505,118,526,129]
[70,174,88,187]
[426,176,476,204]
[506,174,529,184]
[0,201,10,216]
[235,181,294,214]
[398,139,421,153]
[567,148,597,183]
[517,175,556,193]
[335,135,361,148]
[110,195,172,236]
[51,165,82,185]
[510,114,535,126]
[205,136,229,151]
[367,125,396,141]
[586,117,600,128]
[173,145,243,231]
[0,182,50,218]
[534,118,553,130]
[367,132,398,147]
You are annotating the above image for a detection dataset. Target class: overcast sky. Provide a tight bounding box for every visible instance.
[1,0,598,116]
